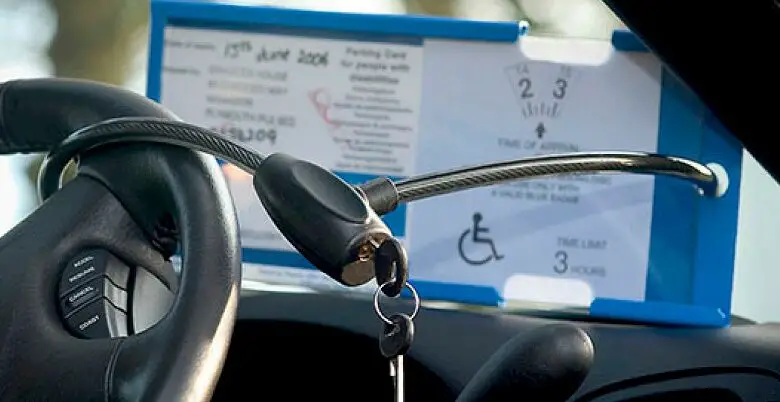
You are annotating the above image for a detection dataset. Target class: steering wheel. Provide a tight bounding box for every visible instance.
[0,79,241,401]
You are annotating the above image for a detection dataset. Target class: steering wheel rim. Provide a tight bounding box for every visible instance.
[0,142,241,401]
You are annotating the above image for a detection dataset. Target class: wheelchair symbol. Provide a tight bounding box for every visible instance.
[457,213,504,266]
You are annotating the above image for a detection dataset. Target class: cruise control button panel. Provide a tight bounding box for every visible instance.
[58,249,132,338]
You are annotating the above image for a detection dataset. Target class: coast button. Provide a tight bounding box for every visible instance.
[64,298,128,339]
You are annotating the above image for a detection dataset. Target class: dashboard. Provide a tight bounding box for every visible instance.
[211,290,780,401]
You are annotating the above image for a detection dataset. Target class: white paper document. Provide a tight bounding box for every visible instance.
[160,26,424,252]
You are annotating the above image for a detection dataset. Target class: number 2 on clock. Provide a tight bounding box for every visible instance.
[518,78,534,99]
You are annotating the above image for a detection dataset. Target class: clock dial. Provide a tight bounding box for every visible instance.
[504,62,579,140]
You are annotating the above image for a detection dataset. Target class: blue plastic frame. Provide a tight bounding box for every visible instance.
[147,0,743,327]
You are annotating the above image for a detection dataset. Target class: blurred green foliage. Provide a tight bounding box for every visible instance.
[23,0,151,186]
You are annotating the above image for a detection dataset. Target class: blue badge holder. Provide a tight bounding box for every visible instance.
[147,0,742,327]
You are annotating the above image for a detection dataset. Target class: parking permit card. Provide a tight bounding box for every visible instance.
[151,3,744,327]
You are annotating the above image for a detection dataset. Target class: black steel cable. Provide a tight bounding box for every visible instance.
[38,117,723,217]
[38,117,265,200]
[393,152,719,204]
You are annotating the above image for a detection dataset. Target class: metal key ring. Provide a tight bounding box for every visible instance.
[373,281,420,325]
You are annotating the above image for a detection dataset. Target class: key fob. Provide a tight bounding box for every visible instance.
[379,313,415,359]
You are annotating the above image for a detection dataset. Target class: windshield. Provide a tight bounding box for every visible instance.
[1,0,775,324]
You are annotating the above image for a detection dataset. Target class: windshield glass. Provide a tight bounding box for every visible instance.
[0,0,775,324]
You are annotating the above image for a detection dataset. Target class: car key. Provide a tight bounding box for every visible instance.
[380,313,415,402]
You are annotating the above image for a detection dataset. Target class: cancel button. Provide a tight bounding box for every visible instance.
[59,276,128,319]
[60,277,102,317]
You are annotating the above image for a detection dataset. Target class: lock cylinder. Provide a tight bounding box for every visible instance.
[253,152,392,286]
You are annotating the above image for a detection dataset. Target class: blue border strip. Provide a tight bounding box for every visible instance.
[152,0,521,44]
[590,299,727,327]
[611,30,649,52]
[147,1,167,101]
[690,112,742,316]
[590,30,743,327]
[168,19,425,46]
[644,71,705,304]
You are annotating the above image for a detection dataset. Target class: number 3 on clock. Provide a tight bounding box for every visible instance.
[553,78,568,99]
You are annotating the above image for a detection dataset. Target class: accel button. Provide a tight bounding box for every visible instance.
[59,249,131,297]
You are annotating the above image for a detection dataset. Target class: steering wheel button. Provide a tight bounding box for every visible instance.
[104,277,129,311]
[60,277,101,315]
[59,248,132,296]
[64,298,129,339]
[60,276,128,318]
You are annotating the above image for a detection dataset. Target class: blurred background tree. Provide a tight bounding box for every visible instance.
[22,0,150,184]
[46,0,149,84]
[405,0,554,32]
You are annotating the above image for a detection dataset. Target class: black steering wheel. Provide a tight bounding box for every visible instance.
[0,79,241,401]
